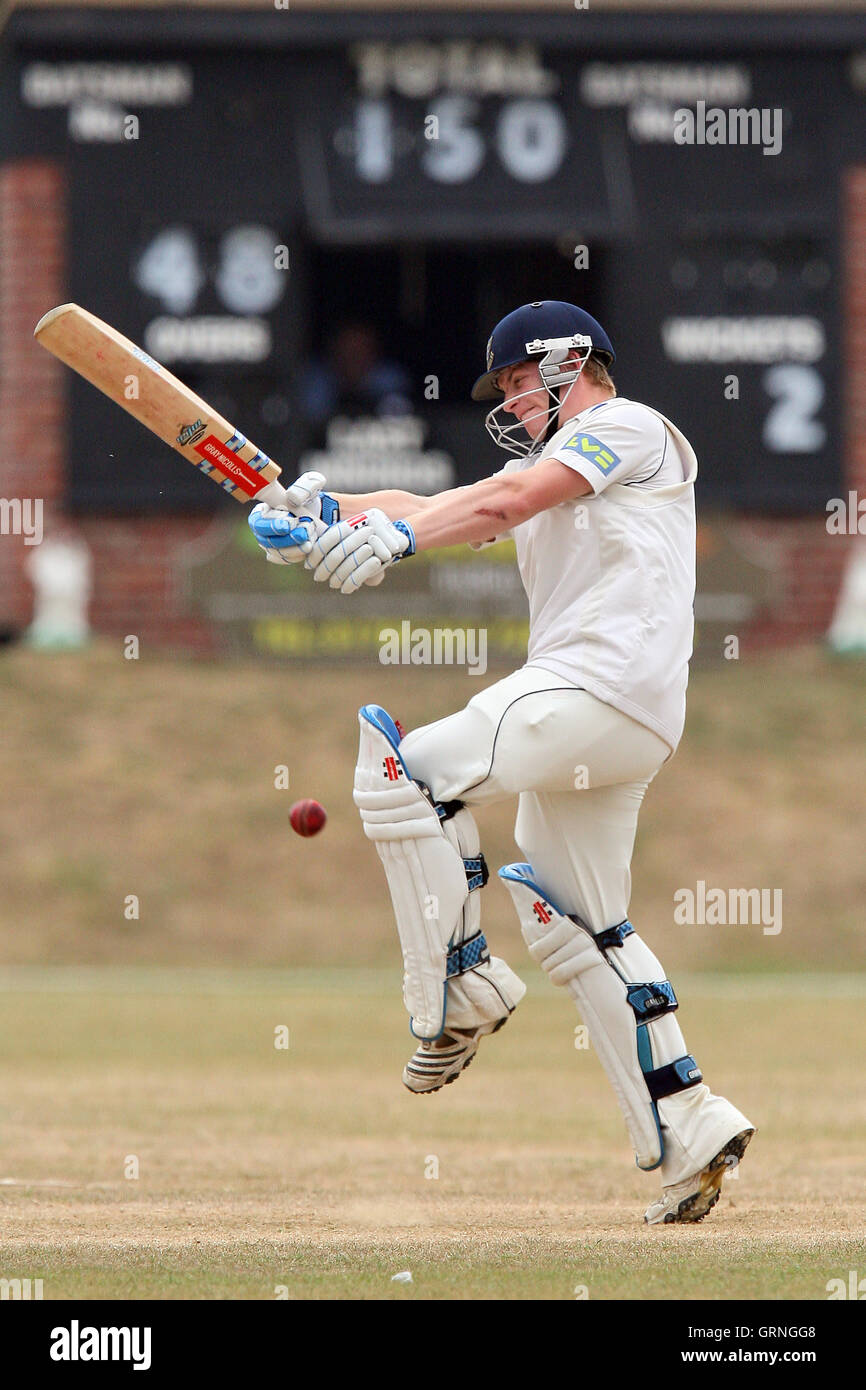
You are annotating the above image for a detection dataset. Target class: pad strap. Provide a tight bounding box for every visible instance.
[429,793,489,890]
[626,980,678,1022]
[446,931,490,978]
[645,1055,703,1102]
[621,965,702,1109]
[593,920,635,950]
[463,854,489,892]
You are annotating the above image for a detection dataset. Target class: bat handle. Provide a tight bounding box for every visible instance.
[254,478,291,510]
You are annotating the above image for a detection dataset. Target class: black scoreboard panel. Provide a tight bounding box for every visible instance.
[61,53,307,509]
[3,12,863,513]
[615,54,849,236]
[303,49,845,242]
[608,234,839,510]
[290,49,613,243]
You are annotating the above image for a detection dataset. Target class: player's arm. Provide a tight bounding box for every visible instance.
[404,458,592,553]
[301,459,592,592]
[330,489,434,519]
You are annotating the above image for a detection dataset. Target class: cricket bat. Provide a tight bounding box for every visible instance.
[33,303,291,508]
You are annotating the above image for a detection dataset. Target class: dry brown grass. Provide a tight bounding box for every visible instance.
[0,642,863,969]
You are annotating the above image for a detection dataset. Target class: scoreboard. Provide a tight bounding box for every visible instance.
[2,9,863,513]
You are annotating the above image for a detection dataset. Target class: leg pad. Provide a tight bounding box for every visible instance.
[500,861,702,1169]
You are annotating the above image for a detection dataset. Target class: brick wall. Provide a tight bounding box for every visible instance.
[77,518,218,654]
[0,161,66,633]
[1,155,863,654]
[0,159,215,652]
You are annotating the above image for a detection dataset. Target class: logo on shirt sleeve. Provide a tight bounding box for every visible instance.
[560,431,621,474]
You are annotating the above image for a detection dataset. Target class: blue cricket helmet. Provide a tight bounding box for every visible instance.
[471,300,615,401]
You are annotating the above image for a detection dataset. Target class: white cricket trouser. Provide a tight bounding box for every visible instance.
[399,664,669,929]
[399,665,750,1185]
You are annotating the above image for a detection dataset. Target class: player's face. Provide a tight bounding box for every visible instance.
[496,362,550,439]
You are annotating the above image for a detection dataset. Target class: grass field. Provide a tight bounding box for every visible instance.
[1,967,865,1300]
[0,642,864,1299]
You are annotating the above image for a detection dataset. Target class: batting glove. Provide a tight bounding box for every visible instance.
[248,503,327,564]
[247,471,341,565]
[304,509,415,593]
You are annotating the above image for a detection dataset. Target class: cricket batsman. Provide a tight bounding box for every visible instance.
[248,300,754,1225]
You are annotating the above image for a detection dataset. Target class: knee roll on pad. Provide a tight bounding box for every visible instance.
[499,862,701,1170]
[354,705,521,1039]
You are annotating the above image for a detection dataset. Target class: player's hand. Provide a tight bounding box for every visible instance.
[304,509,415,593]
[248,502,329,564]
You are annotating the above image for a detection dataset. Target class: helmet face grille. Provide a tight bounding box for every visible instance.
[484,391,550,457]
[482,343,592,456]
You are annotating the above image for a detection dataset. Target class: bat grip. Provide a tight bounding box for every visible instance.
[254,478,291,510]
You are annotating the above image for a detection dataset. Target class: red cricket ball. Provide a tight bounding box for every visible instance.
[289,798,327,837]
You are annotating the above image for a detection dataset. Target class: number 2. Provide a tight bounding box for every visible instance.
[762,364,826,453]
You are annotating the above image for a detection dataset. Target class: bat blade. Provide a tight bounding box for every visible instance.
[34,304,287,506]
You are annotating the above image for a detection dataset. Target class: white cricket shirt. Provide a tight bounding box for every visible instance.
[497,397,698,754]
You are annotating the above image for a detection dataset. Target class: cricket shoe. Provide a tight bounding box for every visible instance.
[643,1128,755,1225]
[402,1017,509,1094]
